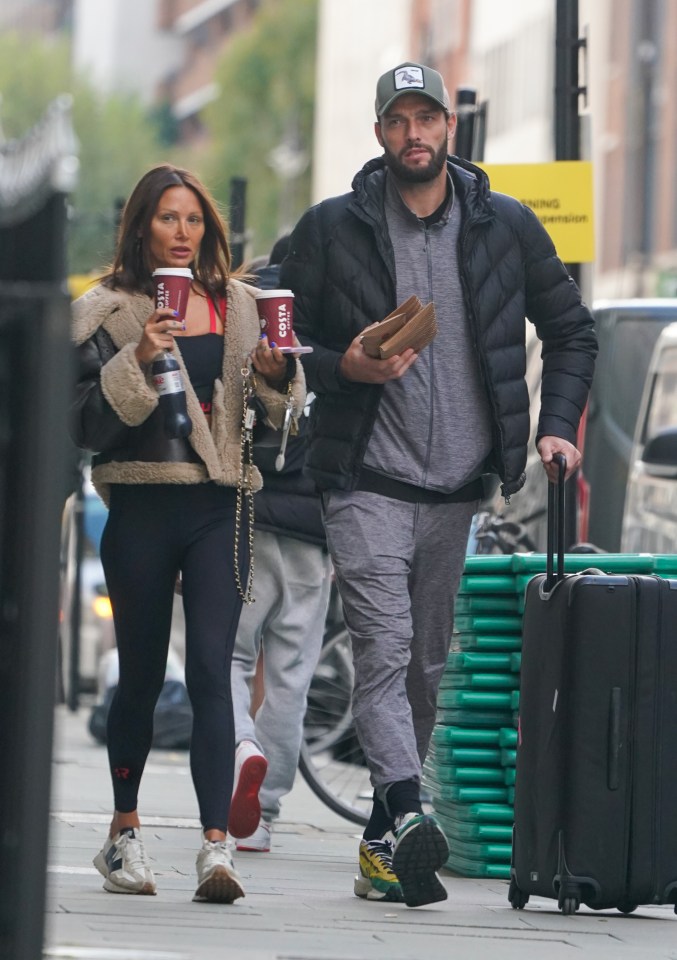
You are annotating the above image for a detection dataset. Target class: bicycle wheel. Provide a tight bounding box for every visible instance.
[299,624,371,826]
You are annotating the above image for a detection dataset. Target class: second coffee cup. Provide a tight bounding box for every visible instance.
[254,289,295,350]
[153,267,193,319]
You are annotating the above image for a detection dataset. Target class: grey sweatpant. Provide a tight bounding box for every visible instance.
[231,529,332,822]
[322,490,476,790]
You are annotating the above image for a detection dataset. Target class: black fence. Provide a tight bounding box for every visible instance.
[0,96,77,960]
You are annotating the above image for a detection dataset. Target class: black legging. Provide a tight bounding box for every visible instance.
[100,482,248,832]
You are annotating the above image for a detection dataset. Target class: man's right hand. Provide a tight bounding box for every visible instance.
[339,329,418,383]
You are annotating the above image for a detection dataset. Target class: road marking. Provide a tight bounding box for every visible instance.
[51,813,201,828]
[45,948,190,959]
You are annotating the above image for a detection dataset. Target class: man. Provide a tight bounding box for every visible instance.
[280,61,597,908]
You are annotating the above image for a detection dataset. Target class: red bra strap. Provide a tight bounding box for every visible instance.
[207,296,227,333]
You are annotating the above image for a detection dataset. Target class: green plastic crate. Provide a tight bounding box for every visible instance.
[449,836,512,862]
[461,574,518,594]
[447,652,518,673]
[436,708,515,728]
[435,813,512,842]
[430,745,502,766]
[510,552,657,574]
[438,689,514,710]
[441,672,519,691]
[432,798,514,823]
[424,762,505,786]
[454,615,522,634]
[650,556,677,574]
[427,782,510,804]
[454,632,522,652]
[498,727,518,747]
[455,594,521,614]
[463,556,514,574]
[432,725,502,747]
[445,854,511,879]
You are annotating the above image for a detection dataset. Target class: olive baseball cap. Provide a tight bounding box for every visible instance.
[375,62,451,117]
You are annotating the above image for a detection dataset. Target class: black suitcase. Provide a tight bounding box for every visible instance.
[509,455,677,915]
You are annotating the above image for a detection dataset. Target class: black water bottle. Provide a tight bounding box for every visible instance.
[151,351,192,439]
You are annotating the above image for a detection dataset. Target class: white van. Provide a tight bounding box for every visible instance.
[621,322,677,553]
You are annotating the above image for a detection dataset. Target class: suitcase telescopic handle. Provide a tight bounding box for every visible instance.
[545,453,567,590]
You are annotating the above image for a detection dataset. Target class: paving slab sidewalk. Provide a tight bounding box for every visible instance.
[45,706,677,960]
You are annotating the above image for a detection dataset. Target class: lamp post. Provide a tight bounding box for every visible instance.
[554,0,587,549]
[229,177,247,271]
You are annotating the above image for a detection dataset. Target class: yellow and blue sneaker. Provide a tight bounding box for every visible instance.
[392,813,449,907]
[354,838,404,902]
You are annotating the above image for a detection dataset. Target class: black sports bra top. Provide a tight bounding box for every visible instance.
[178,298,225,414]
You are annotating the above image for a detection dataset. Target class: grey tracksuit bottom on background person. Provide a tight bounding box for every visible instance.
[321,490,477,791]
[231,529,332,822]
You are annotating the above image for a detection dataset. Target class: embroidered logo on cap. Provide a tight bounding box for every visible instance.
[394,65,425,91]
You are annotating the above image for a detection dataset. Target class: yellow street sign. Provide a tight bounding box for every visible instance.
[478,161,594,263]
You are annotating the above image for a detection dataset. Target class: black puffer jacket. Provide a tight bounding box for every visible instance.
[252,416,326,547]
[280,156,597,498]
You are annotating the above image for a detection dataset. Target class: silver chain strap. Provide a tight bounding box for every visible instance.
[234,365,256,603]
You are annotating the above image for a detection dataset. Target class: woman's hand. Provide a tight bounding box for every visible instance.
[135,307,185,367]
[250,334,289,387]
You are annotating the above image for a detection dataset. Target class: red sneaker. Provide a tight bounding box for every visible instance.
[228,740,268,839]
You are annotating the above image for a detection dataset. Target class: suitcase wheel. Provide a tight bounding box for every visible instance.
[508,878,529,910]
[560,896,579,915]
[557,878,581,915]
[617,902,637,915]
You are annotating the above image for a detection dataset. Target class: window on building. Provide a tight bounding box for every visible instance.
[481,15,551,139]
[429,0,461,58]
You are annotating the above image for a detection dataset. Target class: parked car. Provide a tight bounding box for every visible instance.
[59,473,114,705]
[582,299,677,551]
[59,471,187,706]
[477,299,677,552]
[621,322,677,553]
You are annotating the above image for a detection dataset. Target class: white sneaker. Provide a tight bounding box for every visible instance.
[236,820,272,852]
[193,837,245,903]
[93,827,156,895]
[228,740,268,839]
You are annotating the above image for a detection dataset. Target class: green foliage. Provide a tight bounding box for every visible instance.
[0,32,167,273]
[148,100,181,148]
[0,0,319,271]
[204,0,318,258]
[71,90,166,272]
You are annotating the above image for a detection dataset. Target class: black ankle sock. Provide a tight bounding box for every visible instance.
[384,779,423,819]
[362,792,394,841]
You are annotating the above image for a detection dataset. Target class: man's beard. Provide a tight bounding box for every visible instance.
[383,139,448,183]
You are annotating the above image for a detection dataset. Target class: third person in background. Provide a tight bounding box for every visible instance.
[280,61,597,907]
[229,239,332,852]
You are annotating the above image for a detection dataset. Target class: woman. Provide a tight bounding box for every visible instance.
[70,164,305,904]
